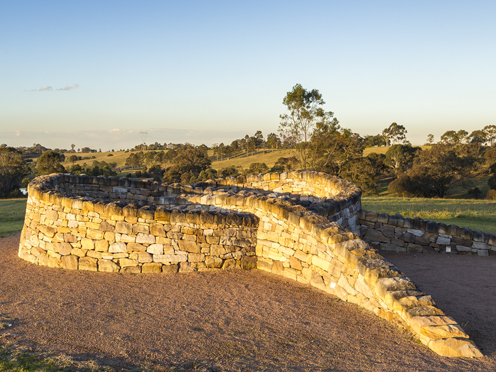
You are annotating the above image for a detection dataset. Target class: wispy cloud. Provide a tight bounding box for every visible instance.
[57,84,79,91]
[29,84,79,92]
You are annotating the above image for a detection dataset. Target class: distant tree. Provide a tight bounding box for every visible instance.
[363,134,386,148]
[0,147,27,197]
[279,83,335,169]
[246,162,269,175]
[308,123,363,175]
[426,134,434,145]
[275,156,298,172]
[69,154,78,164]
[37,151,65,176]
[468,130,487,144]
[266,133,281,149]
[71,144,75,152]
[382,123,407,146]
[339,157,379,195]
[384,144,420,174]
[163,147,211,184]
[440,130,468,145]
[483,125,496,145]
[220,166,239,178]
[254,130,264,150]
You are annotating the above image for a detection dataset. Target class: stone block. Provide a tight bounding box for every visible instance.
[127,242,146,252]
[364,229,389,243]
[376,277,416,299]
[146,244,164,255]
[95,240,109,252]
[178,239,200,253]
[115,221,133,234]
[61,255,78,270]
[162,264,179,273]
[428,338,482,358]
[109,242,127,253]
[98,259,120,272]
[79,257,98,271]
[142,263,163,273]
[136,233,155,244]
[206,257,223,268]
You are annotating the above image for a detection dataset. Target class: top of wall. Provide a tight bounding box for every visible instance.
[28,171,362,223]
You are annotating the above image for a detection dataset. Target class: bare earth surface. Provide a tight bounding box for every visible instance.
[1,232,496,371]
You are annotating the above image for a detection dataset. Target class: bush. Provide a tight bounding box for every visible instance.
[486,189,496,200]
[388,175,414,197]
[107,153,113,157]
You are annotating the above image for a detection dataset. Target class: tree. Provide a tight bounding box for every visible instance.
[279,84,335,169]
[483,125,496,145]
[0,147,27,197]
[382,123,407,146]
[308,123,363,175]
[440,130,468,145]
[69,154,78,164]
[266,133,281,149]
[37,151,65,175]
[384,144,420,174]
[71,144,75,152]
[163,147,212,183]
[339,157,379,195]
[468,130,487,144]
[426,134,434,145]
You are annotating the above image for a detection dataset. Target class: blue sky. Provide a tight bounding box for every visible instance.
[1,1,495,150]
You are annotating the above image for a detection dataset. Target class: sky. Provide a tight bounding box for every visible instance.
[1,0,495,150]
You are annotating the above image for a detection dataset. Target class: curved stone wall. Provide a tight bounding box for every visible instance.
[18,171,481,358]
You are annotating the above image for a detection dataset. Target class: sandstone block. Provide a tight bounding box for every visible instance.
[428,338,482,358]
[61,255,78,270]
[79,257,98,271]
[188,253,205,263]
[119,258,138,267]
[109,242,127,253]
[146,244,164,255]
[115,221,133,234]
[126,242,146,252]
[59,242,72,255]
[95,240,109,252]
[98,259,120,273]
[137,252,153,263]
[376,277,416,299]
[205,257,223,268]
[178,239,200,253]
[120,266,141,274]
[136,233,155,244]
[162,264,179,273]
[142,263,163,273]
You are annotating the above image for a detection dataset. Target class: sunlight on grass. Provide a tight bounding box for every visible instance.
[362,197,496,234]
[0,199,27,236]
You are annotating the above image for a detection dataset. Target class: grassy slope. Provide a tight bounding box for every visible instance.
[0,199,27,236]
[362,196,496,234]
[66,150,142,169]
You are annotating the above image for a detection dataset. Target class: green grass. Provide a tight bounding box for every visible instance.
[0,199,27,236]
[0,344,112,371]
[362,196,496,234]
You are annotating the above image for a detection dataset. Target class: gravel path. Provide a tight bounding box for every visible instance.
[1,233,495,371]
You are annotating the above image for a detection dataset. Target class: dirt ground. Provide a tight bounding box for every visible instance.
[1,232,496,371]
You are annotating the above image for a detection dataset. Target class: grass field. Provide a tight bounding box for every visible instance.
[362,196,496,234]
[0,199,27,237]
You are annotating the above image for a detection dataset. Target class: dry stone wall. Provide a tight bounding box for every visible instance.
[17,172,482,358]
[359,210,496,256]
